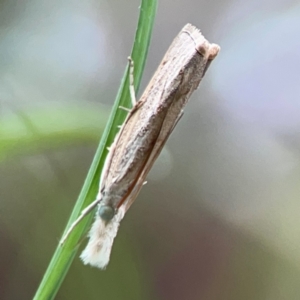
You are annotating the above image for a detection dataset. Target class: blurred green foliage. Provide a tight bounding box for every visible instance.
[0,104,108,162]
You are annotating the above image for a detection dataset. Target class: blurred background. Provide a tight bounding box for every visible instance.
[1,0,300,299]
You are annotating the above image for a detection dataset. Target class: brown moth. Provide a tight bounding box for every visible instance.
[61,23,220,269]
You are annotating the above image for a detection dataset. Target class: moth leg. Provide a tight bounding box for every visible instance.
[119,106,131,112]
[60,198,101,245]
[117,57,136,114]
[118,57,136,113]
[128,56,137,106]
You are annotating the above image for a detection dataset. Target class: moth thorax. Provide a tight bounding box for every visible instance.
[98,204,115,221]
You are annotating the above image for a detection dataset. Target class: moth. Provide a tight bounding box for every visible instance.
[61,23,220,269]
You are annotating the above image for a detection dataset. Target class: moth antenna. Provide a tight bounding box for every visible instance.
[60,198,100,245]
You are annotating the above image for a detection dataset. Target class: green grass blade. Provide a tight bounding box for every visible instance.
[33,1,157,299]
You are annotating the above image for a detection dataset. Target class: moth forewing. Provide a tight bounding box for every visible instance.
[64,23,220,269]
[120,29,220,213]
[80,107,185,269]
